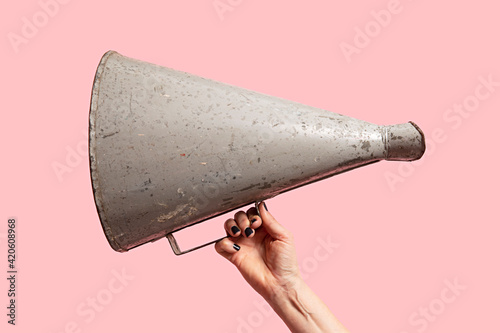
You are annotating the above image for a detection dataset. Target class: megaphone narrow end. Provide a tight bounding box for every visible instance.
[384,121,426,161]
[408,121,426,160]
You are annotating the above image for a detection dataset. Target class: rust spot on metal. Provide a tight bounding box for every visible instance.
[361,141,371,151]
[156,203,189,222]
[240,184,259,191]
[258,183,272,189]
[102,131,119,139]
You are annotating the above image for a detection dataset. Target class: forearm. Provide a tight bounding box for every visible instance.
[265,279,350,333]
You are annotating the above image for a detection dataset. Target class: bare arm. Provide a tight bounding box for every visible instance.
[215,202,350,333]
[267,278,349,333]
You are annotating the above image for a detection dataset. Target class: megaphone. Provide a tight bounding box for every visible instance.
[89,51,425,255]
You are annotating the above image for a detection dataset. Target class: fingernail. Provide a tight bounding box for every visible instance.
[245,227,253,237]
[263,202,268,211]
[250,218,257,224]
[231,226,240,235]
[233,244,240,251]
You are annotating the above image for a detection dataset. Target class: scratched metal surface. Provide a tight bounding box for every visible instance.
[89,51,425,252]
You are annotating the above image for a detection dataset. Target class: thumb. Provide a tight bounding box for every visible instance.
[258,202,291,241]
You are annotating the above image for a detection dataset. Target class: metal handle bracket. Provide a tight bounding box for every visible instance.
[166,233,227,255]
[166,201,263,255]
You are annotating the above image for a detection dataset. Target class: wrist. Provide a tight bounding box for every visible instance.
[265,276,308,311]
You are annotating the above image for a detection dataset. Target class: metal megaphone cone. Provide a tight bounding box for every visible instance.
[89,51,425,254]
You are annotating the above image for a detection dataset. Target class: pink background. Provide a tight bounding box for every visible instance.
[2,0,499,332]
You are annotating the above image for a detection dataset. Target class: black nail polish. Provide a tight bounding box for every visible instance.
[231,226,240,235]
[233,244,240,251]
[263,202,268,211]
[245,227,253,237]
[251,218,257,224]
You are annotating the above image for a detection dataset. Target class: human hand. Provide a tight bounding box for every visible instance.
[214,202,302,301]
[215,202,350,333]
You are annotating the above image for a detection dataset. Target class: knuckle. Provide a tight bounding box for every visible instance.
[214,242,223,253]
[235,211,249,222]
[234,211,246,219]
[246,207,258,215]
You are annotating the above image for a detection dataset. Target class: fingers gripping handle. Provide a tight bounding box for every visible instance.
[166,201,264,255]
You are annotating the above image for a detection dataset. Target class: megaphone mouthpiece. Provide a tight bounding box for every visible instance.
[383,121,425,161]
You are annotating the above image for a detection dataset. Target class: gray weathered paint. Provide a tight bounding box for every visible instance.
[89,51,425,254]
